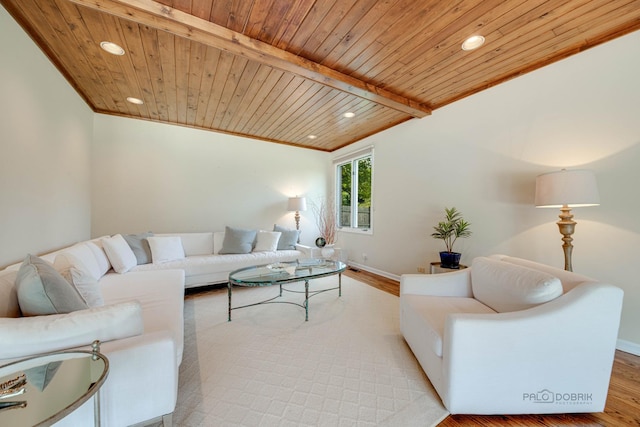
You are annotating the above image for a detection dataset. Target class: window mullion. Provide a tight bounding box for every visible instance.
[351,160,359,228]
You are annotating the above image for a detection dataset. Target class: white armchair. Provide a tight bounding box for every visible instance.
[400,255,623,415]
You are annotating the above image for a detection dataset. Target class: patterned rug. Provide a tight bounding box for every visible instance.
[170,275,449,426]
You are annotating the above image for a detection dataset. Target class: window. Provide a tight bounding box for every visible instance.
[335,148,373,232]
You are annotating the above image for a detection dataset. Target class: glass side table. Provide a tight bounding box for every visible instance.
[0,341,108,427]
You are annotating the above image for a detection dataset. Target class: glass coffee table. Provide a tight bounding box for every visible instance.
[228,259,346,321]
[0,341,108,426]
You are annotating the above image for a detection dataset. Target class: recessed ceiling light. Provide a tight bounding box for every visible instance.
[126,97,144,105]
[100,41,125,56]
[461,35,485,51]
[343,112,355,118]
[307,135,317,140]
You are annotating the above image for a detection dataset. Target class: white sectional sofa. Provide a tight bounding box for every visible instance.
[400,255,624,415]
[0,227,311,426]
[132,231,311,288]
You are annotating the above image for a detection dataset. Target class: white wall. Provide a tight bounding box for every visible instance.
[0,5,93,267]
[91,115,328,246]
[335,30,640,348]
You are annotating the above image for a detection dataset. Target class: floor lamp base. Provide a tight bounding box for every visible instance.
[557,205,576,272]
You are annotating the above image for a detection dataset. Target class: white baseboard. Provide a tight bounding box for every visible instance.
[617,339,640,356]
[347,261,401,282]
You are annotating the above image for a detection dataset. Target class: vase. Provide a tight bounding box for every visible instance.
[439,251,461,269]
[321,244,335,259]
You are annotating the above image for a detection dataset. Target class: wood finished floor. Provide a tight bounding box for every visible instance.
[343,268,640,426]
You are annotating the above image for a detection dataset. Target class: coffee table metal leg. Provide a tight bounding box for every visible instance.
[228,281,232,321]
[339,273,342,297]
[305,279,309,321]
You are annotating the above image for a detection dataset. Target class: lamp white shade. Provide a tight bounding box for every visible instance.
[287,196,307,212]
[535,169,600,208]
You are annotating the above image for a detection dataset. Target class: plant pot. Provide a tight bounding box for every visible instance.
[321,244,335,259]
[439,251,462,269]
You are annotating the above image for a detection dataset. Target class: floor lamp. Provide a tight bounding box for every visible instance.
[535,169,600,272]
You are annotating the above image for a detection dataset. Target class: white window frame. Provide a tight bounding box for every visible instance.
[333,146,374,235]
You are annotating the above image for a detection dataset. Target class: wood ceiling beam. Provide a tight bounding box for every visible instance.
[67,0,432,118]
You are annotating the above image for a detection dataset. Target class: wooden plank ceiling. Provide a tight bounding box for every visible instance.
[2,0,640,151]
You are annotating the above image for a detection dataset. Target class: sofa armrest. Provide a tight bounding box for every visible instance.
[0,301,143,360]
[295,243,313,258]
[441,282,623,414]
[400,269,472,297]
[94,330,178,426]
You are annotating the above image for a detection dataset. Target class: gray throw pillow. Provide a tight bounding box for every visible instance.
[274,225,300,250]
[123,232,153,265]
[219,227,257,254]
[25,361,62,391]
[16,254,89,316]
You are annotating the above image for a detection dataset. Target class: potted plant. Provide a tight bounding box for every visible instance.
[431,207,472,269]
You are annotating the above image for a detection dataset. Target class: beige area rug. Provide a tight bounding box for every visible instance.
[171,275,449,426]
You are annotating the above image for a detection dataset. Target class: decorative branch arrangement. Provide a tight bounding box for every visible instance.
[311,196,337,245]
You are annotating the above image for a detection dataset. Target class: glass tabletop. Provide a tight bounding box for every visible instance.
[229,258,346,286]
[0,350,108,427]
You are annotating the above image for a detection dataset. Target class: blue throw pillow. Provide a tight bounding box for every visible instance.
[16,255,89,316]
[273,225,299,250]
[219,227,257,254]
[123,232,153,265]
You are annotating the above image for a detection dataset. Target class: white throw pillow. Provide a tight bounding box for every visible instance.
[471,257,563,313]
[102,234,138,274]
[253,231,282,252]
[148,236,185,264]
[57,243,103,281]
[57,263,104,307]
[85,241,111,276]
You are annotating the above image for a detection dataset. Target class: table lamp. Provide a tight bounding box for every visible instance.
[287,196,307,232]
[535,169,600,271]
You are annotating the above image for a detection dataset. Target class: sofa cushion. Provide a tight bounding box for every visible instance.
[99,270,185,364]
[0,301,143,359]
[219,226,257,254]
[253,231,281,252]
[102,234,138,274]
[471,257,563,312]
[274,225,299,250]
[16,255,89,316]
[0,269,20,318]
[213,231,225,255]
[123,232,153,265]
[156,232,214,256]
[148,236,185,263]
[402,295,496,357]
